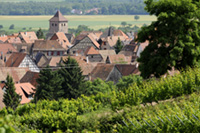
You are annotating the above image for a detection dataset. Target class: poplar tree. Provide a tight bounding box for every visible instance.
[114,38,123,54]
[3,75,20,110]
[58,56,85,99]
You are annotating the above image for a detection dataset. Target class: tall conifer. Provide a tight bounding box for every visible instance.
[3,75,20,110]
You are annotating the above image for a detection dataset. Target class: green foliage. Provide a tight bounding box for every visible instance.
[9,24,14,30]
[59,56,85,99]
[36,28,44,39]
[3,75,20,110]
[116,74,143,90]
[35,66,63,101]
[121,21,127,27]
[0,115,15,132]
[84,78,114,96]
[114,37,123,54]
[137,0,200,78]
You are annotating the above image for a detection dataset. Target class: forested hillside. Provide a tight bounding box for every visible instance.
[0,0,146,15]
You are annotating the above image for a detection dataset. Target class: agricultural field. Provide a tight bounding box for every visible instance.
[0,15,156,32]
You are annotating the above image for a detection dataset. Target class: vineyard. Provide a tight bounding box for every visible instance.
[1,67,200,132]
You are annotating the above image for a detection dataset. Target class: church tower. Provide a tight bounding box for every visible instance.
[46,11,68,39]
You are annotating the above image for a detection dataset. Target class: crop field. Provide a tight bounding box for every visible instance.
[0,15,156,31]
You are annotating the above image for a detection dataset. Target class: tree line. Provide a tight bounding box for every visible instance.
[0,0,147,15]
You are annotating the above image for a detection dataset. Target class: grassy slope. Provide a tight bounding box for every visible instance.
[0,15,156,31]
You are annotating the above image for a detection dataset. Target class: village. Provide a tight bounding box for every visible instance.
[0,11,148,108]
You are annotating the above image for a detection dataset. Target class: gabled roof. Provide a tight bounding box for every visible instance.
[84,46,100,55]
[0,35,8,42]
[115,64,138,76]
[5,52,26,67]
[113,29,129,39]
[33,40,66,51]
[0,67,28,83]
[0,43,17,55]
[50,32,71,49]
[87,34,100,48]
[72,34,87,45]
[90,63,115,81]
[62,56,97,76]
[99,50,116,62]
[19,32,38,44]
[6,37,22,44]
[15,82,35,104]
[119,44,138,56]
[20,71,40,87]
[107,54,127,64]
[49,10,68,22]
[48,57,61,67]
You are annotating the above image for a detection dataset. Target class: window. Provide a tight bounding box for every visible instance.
[104,48,106,50]
[64,24,65,26]
[55,24,57,26]
[52,23,54,26]
[73,51,76,54]
[61,24,63,26]
[91,55,94,58]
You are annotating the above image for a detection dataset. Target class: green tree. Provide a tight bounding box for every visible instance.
[3,75,20,110]
[0,25,3,29]
[134,15,140,21]
[137,0,200,78]
[9,24,14,30]
[58,56,85,99]
[35,66,63,101]
[36,28,44,39]
[114,37,123,54]
[121,21,127,27]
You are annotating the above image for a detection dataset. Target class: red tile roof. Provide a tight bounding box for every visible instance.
[33,40,66,51]
[50,11,68,22]
[0,43,17,55]
[5,52,26,67]
[19,32,38,43]
[15,82,35,104]
[0,67,28,83]
[50,32,72,49]
[20,71,39,87]
[84,46,100,55]
[6,37,22,44]
[87,34,100,48]
[0,35,8,42]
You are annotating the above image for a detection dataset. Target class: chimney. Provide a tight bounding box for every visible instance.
[136,63,139,68]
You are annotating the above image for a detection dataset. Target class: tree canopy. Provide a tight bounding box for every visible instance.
[137,0,200,78]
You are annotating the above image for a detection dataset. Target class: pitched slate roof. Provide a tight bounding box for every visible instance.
[119,44,138,56]
[99,50,116,62]
[115,64,138,76]
[0,67,28,83]
[20,71,40,87]
[90,63,115,81]
[84,46,100,55]
[5,52,26,67]
[72,34,87,45]
[19,32,38,43]
[15,83,35,104]
[50,32,72,49]
[33,40,66,51]
[50,10,68,22]
[0,43,17,55]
